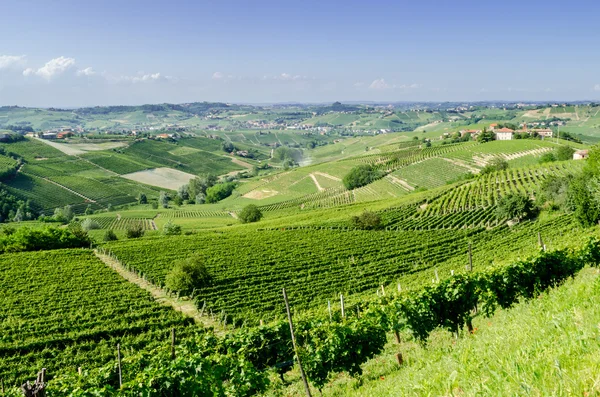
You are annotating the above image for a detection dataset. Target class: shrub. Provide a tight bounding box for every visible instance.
[343,165,383,190]
[125,223,145,239]
[556,145,576,161]
[238,205,263,223]
[81,218,101,231]
[351,210,382,230]
[163,221,182,235]
[138,193,147,204]
[481,157,509,174]
[496,192,535,222]
[165,255,211,295]
[0,226,92,253]
[539,152,556,163]
[103,229,118,241]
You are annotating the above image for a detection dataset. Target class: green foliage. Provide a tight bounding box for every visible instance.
[0,226,92,253]
[238,204,263,223]
[138,193,148,204]
[53,205,74,223]
[163,220,182,235]
[536,175,573,209]
[496,192,535,222]
[0,188,34,223]
[538,152,556,163]
[125,223,145,238]
[351,210,382,230]
[480,157,509,174]
[477,127,495,143]
[343,164,384,190]
[298,318,387,391]
[273,146,302,163]
[165,255,211,295]
[568,175,599,227]
[81,218,101,231]
[556,145,576,161]
[205,182,236,203]
[159,191,169,208]
[103,229,118,241]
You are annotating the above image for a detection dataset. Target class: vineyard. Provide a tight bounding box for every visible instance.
[103,213,583,325]
[0,249,197,385]
[80,216,156,230]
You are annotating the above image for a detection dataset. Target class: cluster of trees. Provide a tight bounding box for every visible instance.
[535,147,600,226]
[273,146,302,169]
[0,189,34,223]
[0,224,92,253]
[351,210,382,230]
[343,164,384,190]
[539,146,575,163]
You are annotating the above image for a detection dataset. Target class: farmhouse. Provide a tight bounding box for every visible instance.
[534,129,553,138]
[573,150,589,160]
[495,127,514,141]
[489,123,498,131]
[57,131,73,139]
[459,129,481,138]
[41,132,58,139]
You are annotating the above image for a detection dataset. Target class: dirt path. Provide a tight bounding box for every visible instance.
[94,250,223,331]
[313,171,341,181]
[439,157,481,174]
[309,174,325,191]
[386,175,415,191]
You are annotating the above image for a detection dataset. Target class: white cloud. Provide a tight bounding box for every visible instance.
[23,56,76,80]
[275,73,307,81]
[76,67,95,77]
[132,72,162,83]
[369,78,392,90]
[594,84,600,92]
[0,55,26,70]
[353,82,365,87]
[109,71,173,84]
[212,71,224,80]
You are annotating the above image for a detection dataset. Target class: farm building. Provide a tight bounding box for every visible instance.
[41,132,57,139]
[534,129,553,138]
[573,150,589,160]
[495,128,514,141]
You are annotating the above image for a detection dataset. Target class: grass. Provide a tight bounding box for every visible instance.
[313,267,600,397]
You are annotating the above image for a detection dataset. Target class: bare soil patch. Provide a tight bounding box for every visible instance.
[122,167,197,190]
[243,189,279,199]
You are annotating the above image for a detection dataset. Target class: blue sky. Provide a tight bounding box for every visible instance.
[1,0,599,106]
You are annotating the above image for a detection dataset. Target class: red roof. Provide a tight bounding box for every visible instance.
[496,128,514,133]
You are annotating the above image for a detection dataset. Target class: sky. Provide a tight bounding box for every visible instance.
[1,0,600,107]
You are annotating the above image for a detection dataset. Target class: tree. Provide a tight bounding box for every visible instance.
[205,182,236,203]
[351,210,383,230]
[537,175,572,209]
[222,141,235,153]
[159,191,169,208]
[165,255,211,295]
[84,204,93,215]
[188,174,217,198]
[477,127,495,143]
[569,175,599,227]
[53,205,74,223]
[496,193,535,222]
[13,208,23,222]
[177,185,189,200]
[556,145,575,161]
[343,165,383,190]
[238,205,263,223]
[138,193,148,204]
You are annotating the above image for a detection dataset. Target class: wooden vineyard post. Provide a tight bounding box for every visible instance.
[78,367,82,376]
[468,242,473,272]
[171,328,176,360]
[340,294,345,318]
[397,283,402,293]
[327,300,332,321]
[282,288,312,397]
[117,344,122,388]
[538,232,547,252]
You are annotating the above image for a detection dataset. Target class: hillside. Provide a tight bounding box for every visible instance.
[1,107,600,396]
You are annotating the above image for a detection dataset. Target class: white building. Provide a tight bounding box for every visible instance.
[574,150,589,160]
[495,128,514,141]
